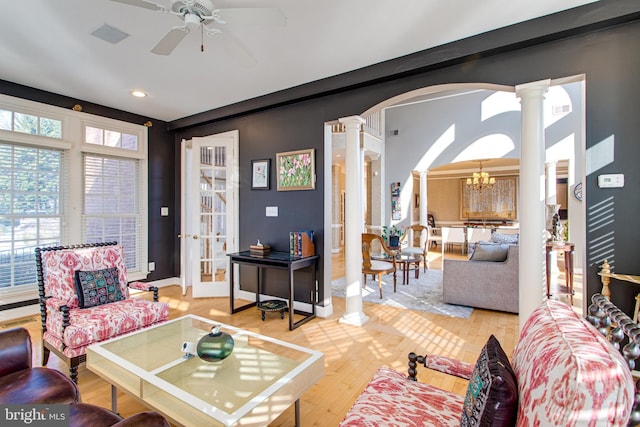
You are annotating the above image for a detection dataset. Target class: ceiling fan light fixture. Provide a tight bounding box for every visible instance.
[131,90,147,98]
[184,13,201,30]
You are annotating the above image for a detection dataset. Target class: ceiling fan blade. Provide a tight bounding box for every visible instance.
[151,27,189,55]
[109,0,166,12]
[216,8,286,26]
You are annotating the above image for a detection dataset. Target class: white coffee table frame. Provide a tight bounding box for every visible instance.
[87,315,324,427]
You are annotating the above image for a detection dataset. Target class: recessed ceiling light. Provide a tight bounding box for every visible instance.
[131,90,147,98]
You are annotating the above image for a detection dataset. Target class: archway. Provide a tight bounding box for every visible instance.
[323,77,585,323]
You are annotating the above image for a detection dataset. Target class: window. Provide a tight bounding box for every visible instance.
[0,108,62,139]
[85,126,138,151]
[83,154,141,271]
[0,94,147,296]
[0,143,64,290]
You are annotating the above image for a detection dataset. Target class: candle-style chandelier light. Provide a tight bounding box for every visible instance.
[466,161,495,191]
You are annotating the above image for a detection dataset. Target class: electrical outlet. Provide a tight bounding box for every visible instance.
[148,262,155,272]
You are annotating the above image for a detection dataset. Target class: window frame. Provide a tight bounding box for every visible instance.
[0,93,149,297]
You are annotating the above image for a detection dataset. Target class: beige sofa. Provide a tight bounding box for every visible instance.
[442,244,518,313]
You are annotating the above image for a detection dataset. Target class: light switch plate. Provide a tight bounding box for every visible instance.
[266,206,278,217]
[598,174,624,188]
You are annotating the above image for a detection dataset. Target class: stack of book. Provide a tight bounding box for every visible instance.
[290,230,314,258]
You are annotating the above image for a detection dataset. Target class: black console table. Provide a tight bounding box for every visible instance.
[227,251,319,330]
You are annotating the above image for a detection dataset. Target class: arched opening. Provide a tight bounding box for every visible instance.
[324,77,585,318]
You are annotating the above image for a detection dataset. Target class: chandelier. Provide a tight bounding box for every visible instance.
[466,161,495,190]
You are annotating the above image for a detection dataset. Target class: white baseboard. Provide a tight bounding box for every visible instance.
[0,304,39,323]
[147,277,181,288]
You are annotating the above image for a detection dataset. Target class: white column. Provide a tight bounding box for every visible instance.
[545,162,557,205]
[545,162,559,276]
[420,170,428,248]
[516,79,550,331]
[420,171,428,225]
[339,116,369,326]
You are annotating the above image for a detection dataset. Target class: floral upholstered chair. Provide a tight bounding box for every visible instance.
[35,242,170,383]
[340,298,635,426]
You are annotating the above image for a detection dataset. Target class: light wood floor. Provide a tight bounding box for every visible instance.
[3,245,579,426]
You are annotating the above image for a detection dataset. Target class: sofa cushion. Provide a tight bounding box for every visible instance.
[42,249,92,309]
[512,299,633,427]
[460,335,518,426]
[0,367,80,404]
[42,245,132,308]
[469,243,509,262]
[490,232,519,244]
[45,298,170,350]
[75,267,123,308]
[339,366,464,426]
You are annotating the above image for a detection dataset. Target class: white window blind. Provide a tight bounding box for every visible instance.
[0,94,148,294]
[82,154,143,275]
[0,142,66,290]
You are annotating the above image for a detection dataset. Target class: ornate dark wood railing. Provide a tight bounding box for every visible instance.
[587,293,640,426]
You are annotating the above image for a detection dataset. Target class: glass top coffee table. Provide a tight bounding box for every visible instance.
[86,315,324,427]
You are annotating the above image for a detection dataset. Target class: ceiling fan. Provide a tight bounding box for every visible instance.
[109,0,286,56]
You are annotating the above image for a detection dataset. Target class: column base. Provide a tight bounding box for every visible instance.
[339,311,369,326]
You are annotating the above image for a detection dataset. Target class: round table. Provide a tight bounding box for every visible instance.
[372,253,422,285]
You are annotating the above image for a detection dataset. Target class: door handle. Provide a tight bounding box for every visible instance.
[177,234,199,239]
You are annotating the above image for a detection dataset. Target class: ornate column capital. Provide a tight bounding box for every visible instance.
[338,115,366,129]
[515,79,550,101]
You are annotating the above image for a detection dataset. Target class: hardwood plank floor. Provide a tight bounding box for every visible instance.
[4,245,581,426]
[3,285,519,426]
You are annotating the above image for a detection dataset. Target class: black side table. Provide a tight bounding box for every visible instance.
[227,251,319,330]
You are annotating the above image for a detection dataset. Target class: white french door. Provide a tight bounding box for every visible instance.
[180,131,238,297]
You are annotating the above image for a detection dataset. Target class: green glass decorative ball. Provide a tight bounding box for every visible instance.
[197,326,235,362]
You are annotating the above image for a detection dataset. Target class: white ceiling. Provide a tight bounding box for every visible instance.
[0,0,597,122]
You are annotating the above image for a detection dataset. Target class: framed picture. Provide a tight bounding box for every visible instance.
[251,159,270,190]
[276,149,315,191]
[460,176,517,220]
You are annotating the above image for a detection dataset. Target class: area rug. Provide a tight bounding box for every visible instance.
[331,269,473,319]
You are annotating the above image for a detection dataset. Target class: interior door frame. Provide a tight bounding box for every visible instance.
[180,130,239,297]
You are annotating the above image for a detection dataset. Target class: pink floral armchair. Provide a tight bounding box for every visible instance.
[340,298,635,426]
[35,242,170,383]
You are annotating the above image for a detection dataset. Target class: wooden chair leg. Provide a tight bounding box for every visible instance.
[42,343,50,366]
[393,270,397,293]
[377,274,383,299]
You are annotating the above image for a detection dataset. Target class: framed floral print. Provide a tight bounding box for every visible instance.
[276,149,315,191]
[251,159,270,190]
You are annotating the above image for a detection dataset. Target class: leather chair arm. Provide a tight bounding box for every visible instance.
[0,327,32,376]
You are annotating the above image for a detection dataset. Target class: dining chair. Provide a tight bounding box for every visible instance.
[427,214,440,248]
[362,233,397,298]
[441,227,466,255]
[400,225,429,273]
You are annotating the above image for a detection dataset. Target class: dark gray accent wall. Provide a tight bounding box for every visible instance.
[3,0,640,315]
[172,3,640,312]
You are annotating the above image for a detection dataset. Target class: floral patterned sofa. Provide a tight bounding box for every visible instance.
[340,297,638,426]
[35,242,170,383]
